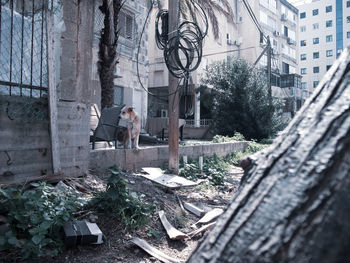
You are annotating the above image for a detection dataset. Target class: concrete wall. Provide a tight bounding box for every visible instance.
[0,96,52,183]
[0,0,94,183]
[89,141,248,171]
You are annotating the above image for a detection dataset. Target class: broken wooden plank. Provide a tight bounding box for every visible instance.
[188,222,216,238]
[141,167,198,189]
[131,237,181,263]
[195,208,224,225]
[184,202,205,217]
[159,210,189,240]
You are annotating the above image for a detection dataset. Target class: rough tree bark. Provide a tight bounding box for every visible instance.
[98,0,122,109]
[187,48,350,263]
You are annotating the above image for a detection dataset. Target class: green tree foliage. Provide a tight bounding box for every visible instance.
[200,58,284,140]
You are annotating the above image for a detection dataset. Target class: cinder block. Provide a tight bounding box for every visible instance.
[157,146,169,161]
[179,145,194,157]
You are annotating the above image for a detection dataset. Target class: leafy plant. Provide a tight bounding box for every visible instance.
[92,166,155,231]
[212,133,246,143]
[0,182,83,259]
[179,141,268,186]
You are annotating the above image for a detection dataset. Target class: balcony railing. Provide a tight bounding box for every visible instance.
[185,119,212,127]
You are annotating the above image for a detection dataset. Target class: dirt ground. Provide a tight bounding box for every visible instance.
[8,166,244,263]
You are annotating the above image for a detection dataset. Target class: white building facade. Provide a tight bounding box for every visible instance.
[291,0,350,96]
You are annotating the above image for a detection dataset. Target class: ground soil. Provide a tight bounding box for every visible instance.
[2,166,244,263]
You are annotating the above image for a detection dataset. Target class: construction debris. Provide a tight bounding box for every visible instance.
[131,237,181,263]
[159,210,189,240]
[184,202,205,217]
[141,167,198,189]
[194,208,223,225]
[188,222,216,238]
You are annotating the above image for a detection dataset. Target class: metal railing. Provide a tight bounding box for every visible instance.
[185,119,212,127]
[0,0,49,98]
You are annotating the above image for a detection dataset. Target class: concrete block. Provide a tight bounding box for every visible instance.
[157,146,169,161]
[179,145,194,157]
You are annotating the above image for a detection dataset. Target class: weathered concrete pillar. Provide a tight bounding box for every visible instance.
[56,0,94,177]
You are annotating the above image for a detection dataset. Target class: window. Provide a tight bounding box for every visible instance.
[301,68,307,75]
[300,12,306,19]
[313,23,319,30]
[118,11,134,40]
[282,62,290,74]
[326,6,332,13]
[347,32,350,38]
[300,26,306,32]
[284,26,288,37]
[337,49,343,58]
[313,52,319,59]
[301,40,306,46]
[313,81,319,88]
[347,16,350,23]
[326,50,333,57]
[326,20,332,27]
[326,65,332,71]
[301,82,307,89]
[313,37,319,44]
[313,67,319,73]
[300,54,306,60]
[312,9,318,16]
[326,35,333,42]
[347,1,350,7]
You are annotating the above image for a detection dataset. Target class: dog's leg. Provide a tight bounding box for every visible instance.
[135,135,140,149]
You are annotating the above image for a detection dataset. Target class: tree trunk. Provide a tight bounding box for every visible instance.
[187,48,350,263]
[98,0,122,109]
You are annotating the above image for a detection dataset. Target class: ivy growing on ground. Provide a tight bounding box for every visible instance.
[0,182,84,259]
[91,166,155,231]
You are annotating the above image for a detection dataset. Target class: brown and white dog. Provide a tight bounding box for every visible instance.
[120,106,141,149]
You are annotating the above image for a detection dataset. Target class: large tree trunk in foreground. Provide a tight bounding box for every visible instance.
[187,48,350,263]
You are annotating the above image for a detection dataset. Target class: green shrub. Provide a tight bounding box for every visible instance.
[0,182,83,259]
[92,166,155,231]
[212,133,246,143]
[179,141,268,186]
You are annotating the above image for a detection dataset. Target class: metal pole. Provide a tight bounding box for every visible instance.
[267,36,272,106]
[168,0,179,174]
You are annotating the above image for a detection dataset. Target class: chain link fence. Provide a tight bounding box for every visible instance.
[0,0,60,122]
[0,0,50,98]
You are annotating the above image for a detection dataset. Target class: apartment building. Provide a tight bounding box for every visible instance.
[147,0,237,127]
[237,0,303,118]
[291,0,350,96]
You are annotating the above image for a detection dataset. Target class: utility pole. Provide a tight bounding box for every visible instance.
[168,0,179,174]
[266,36,272,106]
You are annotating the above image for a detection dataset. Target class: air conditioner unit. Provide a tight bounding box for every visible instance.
[161,109,168,118]
[235,37,243,46]
[281,14,287,21]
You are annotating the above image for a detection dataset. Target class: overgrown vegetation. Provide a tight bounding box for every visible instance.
[91,166,155,231]
[199,58,286,140]
[179,140,268,186]
[212,132,246,143]
[0,182,83,259]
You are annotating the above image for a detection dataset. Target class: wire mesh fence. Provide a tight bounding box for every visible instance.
[0,0,52,98]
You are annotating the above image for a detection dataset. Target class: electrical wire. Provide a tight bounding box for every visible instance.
[136,0,208,111]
